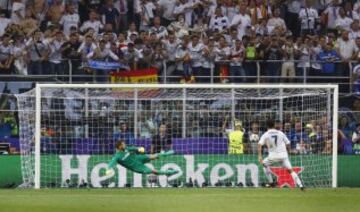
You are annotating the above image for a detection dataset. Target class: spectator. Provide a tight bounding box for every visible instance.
[168,15,189,39]
[264,36,282,82]
[61,32,82,80]
[149,16,168,39]
[299,0,318,35]
[139,0,156,31]
[115,0,129,31]
[60,3,80,37]
[0,12,11,37]
[349,20,360,40]
[267,8,286,33]
[286,0,302,37]
[174,0,194,27]
[339,115,353,139]
[157,0,177,26]
[317,42,340,81]
[352,123,360,154]
[175,39,191,83]
[229,39,245,83]
[151,123,172,154]
[335,7,353,32]
[87,39,119,81]
[230,1,251,40]
[26,31,49,75]
[114,122,135,145]
[47,0,65,24]
[101,0,120,32]
[47,30,65,78]
[10,0,25,24]
[80,10,103,36]
[248,121,261,154]
[281,36,296,82]
[336,30,357,89]
[321,0,341,34]
[0,34,14,74]
[209,7,229,33]
[187,34,204,82]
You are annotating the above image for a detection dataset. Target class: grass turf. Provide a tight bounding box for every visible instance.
[0,188,359,212]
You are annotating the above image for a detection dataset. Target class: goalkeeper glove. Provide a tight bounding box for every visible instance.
[105,169,115,176]
[138,147,145,154]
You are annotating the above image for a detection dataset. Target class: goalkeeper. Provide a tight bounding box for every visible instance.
[106,140,178,176]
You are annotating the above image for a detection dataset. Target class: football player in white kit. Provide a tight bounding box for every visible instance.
[258,119,304,190]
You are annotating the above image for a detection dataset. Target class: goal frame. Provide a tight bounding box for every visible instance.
[34,83,339,189]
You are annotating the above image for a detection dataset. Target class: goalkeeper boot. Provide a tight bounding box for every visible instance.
[158,150,175,158]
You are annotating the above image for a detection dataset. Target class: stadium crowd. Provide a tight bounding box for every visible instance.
[0,0,358,86]
[1,0,360,155]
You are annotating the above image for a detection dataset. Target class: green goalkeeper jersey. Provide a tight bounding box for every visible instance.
[107,147,150,172]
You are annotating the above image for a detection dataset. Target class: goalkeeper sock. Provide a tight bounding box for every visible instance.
[263,166,273,184]
[291,171,303,188]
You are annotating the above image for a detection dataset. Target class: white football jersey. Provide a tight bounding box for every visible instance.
[258,129,290,158]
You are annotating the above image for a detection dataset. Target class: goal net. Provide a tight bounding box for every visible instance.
[16,84,338,188]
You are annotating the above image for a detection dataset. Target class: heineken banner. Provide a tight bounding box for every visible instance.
[35,154,330,188]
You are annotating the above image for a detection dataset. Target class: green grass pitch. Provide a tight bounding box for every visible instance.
[0,188,359,212]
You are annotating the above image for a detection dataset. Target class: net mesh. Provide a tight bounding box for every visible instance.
[16,86,334,188]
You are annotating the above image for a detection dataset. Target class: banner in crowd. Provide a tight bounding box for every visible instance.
[110,68,158,84]
[87,60,129,70]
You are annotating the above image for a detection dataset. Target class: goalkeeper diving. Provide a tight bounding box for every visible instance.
[106,140,179,176]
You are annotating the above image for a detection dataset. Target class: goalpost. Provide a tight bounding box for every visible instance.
[16,84,338,189]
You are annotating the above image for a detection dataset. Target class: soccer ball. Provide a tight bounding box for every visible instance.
[250,134,259,142]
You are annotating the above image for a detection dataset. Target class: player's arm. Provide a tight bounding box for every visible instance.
[107,153,121,169]
[126,146,145,153]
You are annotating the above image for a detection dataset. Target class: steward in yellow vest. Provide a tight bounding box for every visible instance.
[228,121,244,154]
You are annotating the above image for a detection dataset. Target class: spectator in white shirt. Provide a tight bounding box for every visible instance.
[187,34,204,82]
[230,1,251,39]
[80,11,103,36]
[209,7,229,33]
[161,33,180,82]
[87,39,119,82]
[174,0,194,27]
[350,20,360,40]
[149,16,168,39]
[336,30,357,83]
[60,3,80,37]
[267,8,287,33]
[0,12,11,37]
[229,39,245,83]
[322,0,341,32]
[299,0,319,35]
[175,40,190,82]
[47,30,66,77]
[335,7,353,32]
[139,0,157,31]
[157,0,177,26]
[10,0,25,24]
[0,34,13,73]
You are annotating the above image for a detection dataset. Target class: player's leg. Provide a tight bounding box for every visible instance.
[137,165,178,176]
[148,150,175,161]
[282,158,304,189]
[262,157,274,185]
